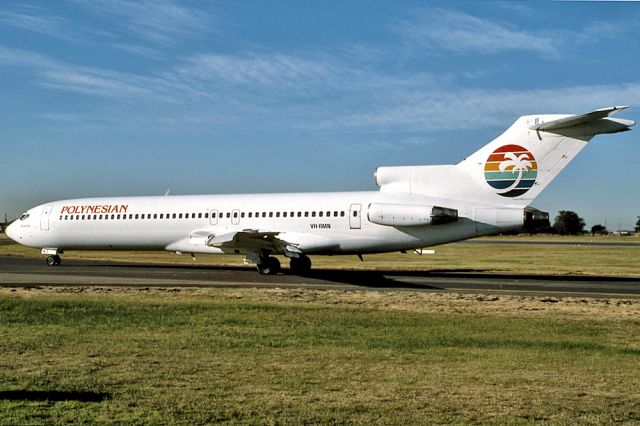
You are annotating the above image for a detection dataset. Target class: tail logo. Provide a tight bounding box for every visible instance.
[484,144,537,197]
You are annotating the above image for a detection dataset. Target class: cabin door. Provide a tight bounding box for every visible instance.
[40,205,52,231]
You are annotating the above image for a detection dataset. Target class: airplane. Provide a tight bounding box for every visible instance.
[6,106,634,275]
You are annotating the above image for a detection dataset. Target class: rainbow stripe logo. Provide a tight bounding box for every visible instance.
[484,144,537,197]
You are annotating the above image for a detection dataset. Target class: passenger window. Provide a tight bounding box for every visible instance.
[340,211,345,217]
[319,212,323,217]
[262,212,267,218]
[198,213,202,219]
[312,212,316,217]
[135,214,139,219]
[65,215,68,220]
[297,212,302,217]
[117,214,121,220]
[304,212,309,217]
[77,215,80,220]
[269,212,273,218]
[82,215,85,220]
[111,214,115,219]
[205,213,209,218]
[248,212,252,218]
[226,212,231,218]
[334,211,338,217]
[283,212,287,218]
[353,211,358,217]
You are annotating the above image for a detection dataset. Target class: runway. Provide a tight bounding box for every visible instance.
[1,256,639,298]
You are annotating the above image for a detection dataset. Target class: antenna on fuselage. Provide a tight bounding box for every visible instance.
[164,189,171,196]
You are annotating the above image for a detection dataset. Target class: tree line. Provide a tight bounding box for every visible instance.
[526,211,640,235]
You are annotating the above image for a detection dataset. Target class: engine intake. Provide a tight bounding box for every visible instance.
[367,203,458,227]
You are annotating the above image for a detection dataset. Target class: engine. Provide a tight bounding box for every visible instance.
[367,203,458,227]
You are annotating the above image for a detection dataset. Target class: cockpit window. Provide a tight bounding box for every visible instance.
[19,213,30,221]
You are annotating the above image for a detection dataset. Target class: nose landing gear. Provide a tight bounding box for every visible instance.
[46,255,61,266]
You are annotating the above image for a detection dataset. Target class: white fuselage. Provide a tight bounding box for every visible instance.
[7,191,510,256]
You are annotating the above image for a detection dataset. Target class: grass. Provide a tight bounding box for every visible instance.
[2,233,639,277]
[0,288,639,424]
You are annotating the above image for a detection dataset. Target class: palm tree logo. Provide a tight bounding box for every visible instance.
[498,152,533,191]
[484,144,538,197]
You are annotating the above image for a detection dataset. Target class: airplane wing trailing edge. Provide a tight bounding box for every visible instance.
[529,105,635,134]
[207,230,292,253]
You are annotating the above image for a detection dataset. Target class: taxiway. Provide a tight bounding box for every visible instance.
[1,256,638,298]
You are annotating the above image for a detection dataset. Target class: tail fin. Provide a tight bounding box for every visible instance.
[376,106,634,207]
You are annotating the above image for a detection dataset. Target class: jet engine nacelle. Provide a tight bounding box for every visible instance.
[367,203,458,227]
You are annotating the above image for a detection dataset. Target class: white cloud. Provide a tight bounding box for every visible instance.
[0,6,78,41]
[396,8,558,55]
[312,84,640,133]
[73,0,213,44]
[2,44,639,136]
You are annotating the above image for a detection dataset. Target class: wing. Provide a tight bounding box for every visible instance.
[207,229,303,256]
[167,229,340,257]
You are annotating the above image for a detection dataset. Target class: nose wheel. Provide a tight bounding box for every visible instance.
[46,255,61,266]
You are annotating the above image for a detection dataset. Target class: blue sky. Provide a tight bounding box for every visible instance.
[1,1,639,230]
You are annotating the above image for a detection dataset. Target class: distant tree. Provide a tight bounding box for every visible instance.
[590,224,608,235]
[553,211,585,235]
[635,217,640,233]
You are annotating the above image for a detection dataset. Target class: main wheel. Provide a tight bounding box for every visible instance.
[257,257,280,275]
[289,255,312,275]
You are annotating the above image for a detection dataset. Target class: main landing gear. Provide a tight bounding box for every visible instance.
[46,255,61,266]
[256,256,281,275]
[253,253,312,275]
[289,255,312,275]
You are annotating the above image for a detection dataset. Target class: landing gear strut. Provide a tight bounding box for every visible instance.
[46,255,61,266]
[289,255,312,275]
[256,256,281,275]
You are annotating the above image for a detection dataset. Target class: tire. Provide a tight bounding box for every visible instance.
[257,257,281,275]
[289,256,312,275]
[46,256,56,266]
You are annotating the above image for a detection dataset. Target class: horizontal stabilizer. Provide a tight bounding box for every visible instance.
[530,106,635,133]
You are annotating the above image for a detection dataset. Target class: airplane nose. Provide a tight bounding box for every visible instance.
[5,221,19,242]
